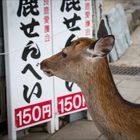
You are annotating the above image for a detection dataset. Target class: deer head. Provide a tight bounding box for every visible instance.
[40,20,115,84]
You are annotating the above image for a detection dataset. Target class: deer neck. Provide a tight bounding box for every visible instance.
[78,57,121,103]
[77,58,140,139]
[77,58,125,121]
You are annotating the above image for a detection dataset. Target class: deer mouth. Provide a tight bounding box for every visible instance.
[44,70,54,77]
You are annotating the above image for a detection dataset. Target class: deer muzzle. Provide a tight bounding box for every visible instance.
[40,60,54,77]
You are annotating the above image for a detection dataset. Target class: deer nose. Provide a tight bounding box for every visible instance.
[40,60,54,77]
[40,60,46,70]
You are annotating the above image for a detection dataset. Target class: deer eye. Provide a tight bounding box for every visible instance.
[61,51,67,58]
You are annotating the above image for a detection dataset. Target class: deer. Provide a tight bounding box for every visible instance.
[40,20,140,140]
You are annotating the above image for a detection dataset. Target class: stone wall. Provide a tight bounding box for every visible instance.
[104,0,140,33]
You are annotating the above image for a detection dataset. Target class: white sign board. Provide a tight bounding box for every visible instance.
[3,0,95,139]
[3,0,54,139]
[52,0,92,119]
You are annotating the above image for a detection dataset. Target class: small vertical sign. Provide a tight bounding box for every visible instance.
[3,0,54,139]
[52,0,92,118]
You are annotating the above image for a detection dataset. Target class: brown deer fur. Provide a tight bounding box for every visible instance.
[40,22,140,140]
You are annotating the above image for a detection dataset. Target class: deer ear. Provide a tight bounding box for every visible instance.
[88,35,115,57]
[97,19,108,38]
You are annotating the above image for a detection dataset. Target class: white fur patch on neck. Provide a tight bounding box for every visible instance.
[86,48,94,55]
[84,48,104,62]
[86,48,105,58]
[85,54,99,63]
